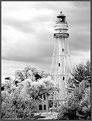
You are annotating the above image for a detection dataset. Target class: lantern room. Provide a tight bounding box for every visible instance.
[56,11,66,23]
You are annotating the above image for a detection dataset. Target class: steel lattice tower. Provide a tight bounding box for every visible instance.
[50,11,71,105]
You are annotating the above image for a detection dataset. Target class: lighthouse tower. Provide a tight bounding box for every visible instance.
[50,11,70,104]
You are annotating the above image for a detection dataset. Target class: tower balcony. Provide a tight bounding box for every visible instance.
[54,33,69,38]
[54,23,68,30]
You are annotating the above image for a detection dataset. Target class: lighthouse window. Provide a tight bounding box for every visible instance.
[58,63,60,67]
[62,49,64,52]
[57,16,65,22]
[62,16,65,22]
[43,94,46,100]
[59,18,62,22]
[63,77,65,80]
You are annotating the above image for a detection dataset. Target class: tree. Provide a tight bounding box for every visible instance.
[14,66,49,84]
[1,78,37,119]
[57,61,91,120]
[57,82,91,120]
[67,61,91,94]
[1,66,57,119]
[15,70,25,82]
[71,61,90,85]
[27,76,58,101]
[76,87,91,119]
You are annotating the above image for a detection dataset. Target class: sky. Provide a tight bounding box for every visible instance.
[1,1,90,79]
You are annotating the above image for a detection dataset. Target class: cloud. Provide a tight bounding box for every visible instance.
[2,1,90,70]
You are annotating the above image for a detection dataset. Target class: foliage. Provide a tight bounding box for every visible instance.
[57,84,91,119]
[1,79,36,119]
[57,61,91,120]
[77,87,91,119]
[67,61,91,94]
[14,66,49,84]
[71,61,91,85]
[27,76,58,100]
[1,66,56,119]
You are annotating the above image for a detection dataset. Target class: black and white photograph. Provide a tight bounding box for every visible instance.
[1,1,91,120]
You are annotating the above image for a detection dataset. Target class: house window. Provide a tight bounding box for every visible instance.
[39,105,42,110]
[63,77,65,80]
[44,105,46,110]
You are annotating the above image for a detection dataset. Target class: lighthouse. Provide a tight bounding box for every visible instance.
[50,11,71,105]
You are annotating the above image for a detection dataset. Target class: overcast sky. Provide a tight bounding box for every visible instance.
[1,1,90,75]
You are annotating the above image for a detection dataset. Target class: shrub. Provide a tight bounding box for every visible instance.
[57,79,91,120]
